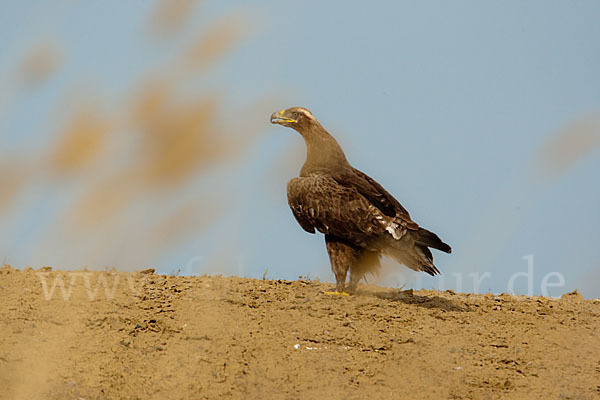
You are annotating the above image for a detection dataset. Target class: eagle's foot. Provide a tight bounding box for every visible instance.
[346,283,358,295]
[323,291,350,296]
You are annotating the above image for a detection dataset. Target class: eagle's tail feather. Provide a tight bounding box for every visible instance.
[415,228,452,254]
[415,244,440,276]
[385,240,441,276]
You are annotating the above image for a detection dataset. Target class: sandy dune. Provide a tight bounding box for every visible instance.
[0,265,598,399]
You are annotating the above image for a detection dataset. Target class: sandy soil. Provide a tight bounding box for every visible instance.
[0,265,599,400]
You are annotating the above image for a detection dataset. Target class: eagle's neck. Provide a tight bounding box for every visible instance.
[299,123,349,176]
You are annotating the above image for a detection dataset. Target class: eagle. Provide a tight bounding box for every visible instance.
[270,107,451,295]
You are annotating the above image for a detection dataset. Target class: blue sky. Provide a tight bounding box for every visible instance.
[1,1,599,297]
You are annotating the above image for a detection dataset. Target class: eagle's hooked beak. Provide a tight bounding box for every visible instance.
[270,109,296,125]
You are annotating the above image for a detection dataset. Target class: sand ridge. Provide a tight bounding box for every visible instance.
[0,265,599,399]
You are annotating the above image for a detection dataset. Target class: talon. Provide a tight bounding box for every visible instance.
[323,291,350,296]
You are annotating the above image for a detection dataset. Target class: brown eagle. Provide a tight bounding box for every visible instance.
[271,107,451,295]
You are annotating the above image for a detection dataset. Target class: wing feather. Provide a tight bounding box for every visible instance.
[332,168,418,230]
[287,175,395,247]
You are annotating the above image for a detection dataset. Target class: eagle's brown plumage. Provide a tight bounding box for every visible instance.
[271,107,451,293]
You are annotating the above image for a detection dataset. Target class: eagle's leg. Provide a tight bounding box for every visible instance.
[348,250,381,294]
[347,271,361,294]
[324,235,361,295]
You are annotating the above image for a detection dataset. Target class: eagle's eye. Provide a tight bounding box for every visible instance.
[292,111,299,119]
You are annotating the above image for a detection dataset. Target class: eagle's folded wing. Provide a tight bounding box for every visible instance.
[287,175,402,247]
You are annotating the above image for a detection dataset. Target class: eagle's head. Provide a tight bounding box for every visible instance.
[270,107,317,132]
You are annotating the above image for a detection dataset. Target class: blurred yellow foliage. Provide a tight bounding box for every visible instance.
[186,16,245,70]
[149,0,199,37]
[0,161,28,213]
[537,114,600,178]
[52,107,111,173]
[1,1,264,269]
[140,98,219,185]
[19,42,61,87]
